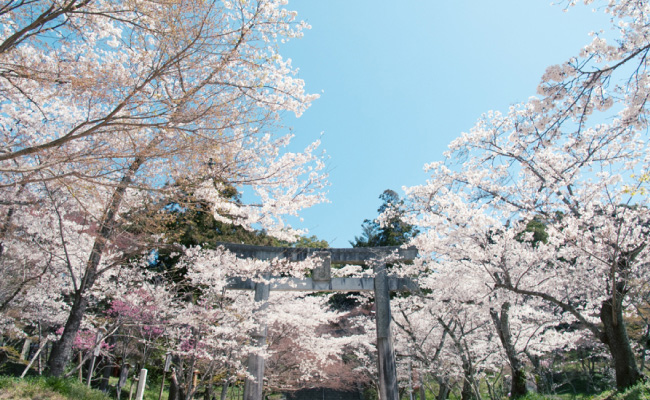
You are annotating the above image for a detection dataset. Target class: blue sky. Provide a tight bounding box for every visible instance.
[280,1,612,247]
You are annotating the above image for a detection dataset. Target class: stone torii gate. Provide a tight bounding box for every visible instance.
[220,243,418,400]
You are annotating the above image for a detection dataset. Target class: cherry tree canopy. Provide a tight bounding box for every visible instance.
[0,0,326,238]
[397,0,650,390]
[0,0,328,377]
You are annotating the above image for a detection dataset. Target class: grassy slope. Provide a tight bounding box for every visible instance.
[519,381,650,400]
[1,376,650,400]
[0,376,110,400]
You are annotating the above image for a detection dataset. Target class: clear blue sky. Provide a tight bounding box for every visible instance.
[280,1,611,247]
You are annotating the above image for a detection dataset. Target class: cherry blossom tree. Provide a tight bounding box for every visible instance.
[0,0,327,376]
[391,269,508,400]
[264,293,358,394]
[398,0,650,390]
[0,191,96,351]
[166,246,355,398]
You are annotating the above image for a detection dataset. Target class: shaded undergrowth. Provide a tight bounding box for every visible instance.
[0,376,110,400]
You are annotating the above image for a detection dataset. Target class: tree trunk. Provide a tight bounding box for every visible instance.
[525,351,550,394]
[47,293,88,376]
[489,303,527,398]
[204,382,213,400]
[600,297,642,390]
[500,272,644,392]
[419,373,426,400]
[170,369,187,400]
[435,376,450,400]
[99,334,117,392]
[461,377,475,400]
[116,362,130,400]
[46,157,144,376]
[220,380,229,400]
[438,318,478,400]
[99,358,113,392]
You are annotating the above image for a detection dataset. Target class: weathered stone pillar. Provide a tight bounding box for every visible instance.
[312,252,331,282]
[374,262,398,400]
[135,368,148,400]
[243,276,270,400]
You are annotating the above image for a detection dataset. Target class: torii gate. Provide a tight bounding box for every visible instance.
[220,243,418,400]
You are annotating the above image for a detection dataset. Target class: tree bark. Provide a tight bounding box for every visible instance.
[47,293,88,376]
[499,279,643,390]
[170,369,187,400]
[46,157,144,376]
[489,303,527,398]
[419,372,426,400]
[460,377,475,400]
[99,334,117,392]
[220,380,230,400]
[438,318,478,400]
[435,376,450,400]
[99,358,112,393]
[203,382,213,400]
[116,361,130,400]
[525,351,551,394]
[600,296,642,390]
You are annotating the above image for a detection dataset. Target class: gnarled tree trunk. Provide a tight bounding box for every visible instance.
[490,302,527,398]
[47,158,144,376]
[600,295,642,390]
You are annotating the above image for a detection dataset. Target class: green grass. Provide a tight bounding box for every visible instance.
[593,380,650,400]
[517,380,650,400]
[513,391,597,400]
[0,376,110,399]
[106,375,168,400]
[1,375,649,400]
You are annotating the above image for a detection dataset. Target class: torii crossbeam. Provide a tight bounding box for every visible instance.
[221,243,418,400]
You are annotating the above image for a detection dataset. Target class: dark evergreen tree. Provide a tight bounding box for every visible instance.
[121,186,328,292]
[331,190,418,311]
[350,189,417,248]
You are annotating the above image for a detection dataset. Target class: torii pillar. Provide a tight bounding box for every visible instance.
[243,274,270,400]
[221,243,418,400]
[374,261,398,400]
